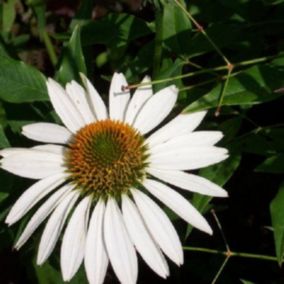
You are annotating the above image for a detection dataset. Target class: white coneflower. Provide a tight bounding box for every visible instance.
[0,73,228,284]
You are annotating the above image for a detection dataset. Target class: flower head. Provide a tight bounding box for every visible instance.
[0,73,228,284]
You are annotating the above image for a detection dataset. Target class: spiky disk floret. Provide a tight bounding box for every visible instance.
[65,119,148,198]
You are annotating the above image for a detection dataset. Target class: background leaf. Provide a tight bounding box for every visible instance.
[270,181,284,265]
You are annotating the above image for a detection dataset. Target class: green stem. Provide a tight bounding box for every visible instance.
[183,246,278,262]
[211,256,230,284]
[126,52,284,90]
[215,66,233,116]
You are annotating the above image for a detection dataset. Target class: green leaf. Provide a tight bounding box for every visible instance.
[240,280,256,284]
[57,25,87,84]
[270,181,284,265]
[184,63,284,112]
[0,54,48,103]
[239,128,284,156]
[1,0,17,33]
[162,1,192,55]
[256,154,284,173]
[185,154,241,238]
[34,260,87,284]
[153,58,184,92]
[0,125,10,147]
[81,13,152,47]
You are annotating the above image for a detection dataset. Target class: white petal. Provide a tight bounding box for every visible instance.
[1,150,65,179]
[131,189,183,265]
[150,131,224,154]
[61,196,92,281]
[15,184,74,250]
[109,73,130,121]
[146,111,207,147]
[80,73,108,120]
[104,197,137,284]
[148,168,228,197]
[0,148,30,158]
[33,144,66,155]
[37,190,80,265]
[5,173,67,225]
[47,78,85,133]
[124,76,153,125]
[133,85,178,134]
[143,179,212,234]
[122,195,169,278]
[149,146,228,170]
[22,123,72,144]
[66,80,96,124]
[85,199,108,284]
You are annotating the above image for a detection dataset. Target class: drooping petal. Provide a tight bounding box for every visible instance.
[37,190,80,265]
[14,184,74,250]
[104,197,138,284]
[148,168,228,197]
[131,189,183,266]
[122,195,169,278]
[150,131,224,153]
[149,146,228,170]
[146,111,207,147]
[33,144,66,155]
[22,123,72,144]
[85,199,108,284]
[124,76,153,125]
[109,73,130,121]
[133,85,178,135]
[143,179,212,234]
[61,196,92,281]
[80,73,108,120]
[1,150,65,179]
[65,80,96,124]
[46,78,85,133]
[5,173,67,225]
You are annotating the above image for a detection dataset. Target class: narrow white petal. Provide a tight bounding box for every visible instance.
[133,85,178,134]
[33,144,66,155]
[5,173,67,225]
[122,195,169,278]
[104,197,138,284]
[109,73,130,121]
[61,196,92,281]
[143,179,212,234]
[66,81,96,124]
[124,76,153,125]
[22,123,72,144]
[47,78,85,133]
[148,168,228,197]
[131,189,183,265]
[150,131,224,154]
[85,199,108,284]
[146,111,207,147]
[37,190,80,265]
[1,150,65,179]
[149,146,228,170]
[80,73,108,120]
[15,184,74,250]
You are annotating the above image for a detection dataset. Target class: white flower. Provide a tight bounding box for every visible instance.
[0,73,228,284]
